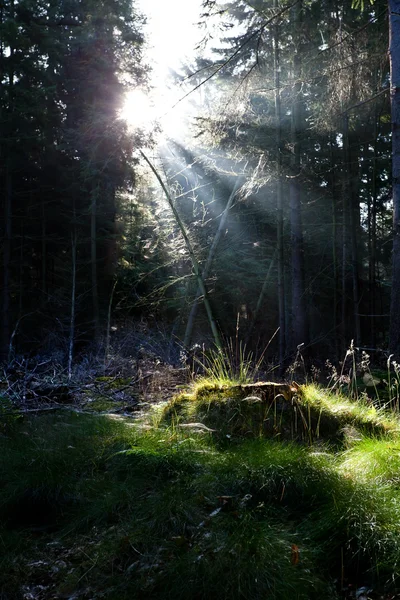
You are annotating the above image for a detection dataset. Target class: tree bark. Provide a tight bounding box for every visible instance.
[2,170,12,358]
[1,10,14,359]
[68,223,77,381]
[341,168,348,353]
[343,114,361,346]
[389,0,400,355]
[42,198,47,301]
[290,0,308,353]
[91,187,100,340]
[369,112,379,347]
[329,132,339,359]
[274,0,286,369]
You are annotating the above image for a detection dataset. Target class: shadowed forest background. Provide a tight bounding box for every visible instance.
[1,0,399,370]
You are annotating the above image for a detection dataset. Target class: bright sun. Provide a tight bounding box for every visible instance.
[120,89,155,130]
[119,0,203,139]
[120,86,193,141]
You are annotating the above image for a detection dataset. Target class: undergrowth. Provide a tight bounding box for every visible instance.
[190,338,266,385]
[2,380,400,598]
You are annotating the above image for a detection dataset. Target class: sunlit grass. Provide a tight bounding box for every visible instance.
[302,384,400,436]
[3,384,400,598]
[161,382,400,444]
[193,339,261,386]
[340,436,400,485]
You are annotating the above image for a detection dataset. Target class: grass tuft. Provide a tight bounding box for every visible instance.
[301,384,400,437]
[3,382,400,598]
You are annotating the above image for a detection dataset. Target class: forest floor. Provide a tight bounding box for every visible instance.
[2,362,400,599]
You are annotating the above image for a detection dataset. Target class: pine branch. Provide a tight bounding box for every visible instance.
[340,87,389,115]
[169,0,300,112]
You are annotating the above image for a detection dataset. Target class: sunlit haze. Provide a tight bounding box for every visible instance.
[121,0,203,137]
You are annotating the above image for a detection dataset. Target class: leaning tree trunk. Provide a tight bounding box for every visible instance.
[246,249,277,343]
[184,179,241,349]
[389,0,400,355]
[141,151,222,350]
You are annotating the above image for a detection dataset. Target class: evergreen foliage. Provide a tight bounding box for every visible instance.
[0,0,147,357]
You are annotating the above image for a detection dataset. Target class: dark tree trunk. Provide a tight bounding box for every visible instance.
[91,187,100,340]
[2,170,12,358]
[343,115,361,346]
[369,113,379,348]
[329,133,340,359]
[42,199,47,301]
[1,19,14,360]
[68,221,77,380]
[389,0,400,355]
[290,0,308,353]
[341,171,348,353]
[274,0,286,369]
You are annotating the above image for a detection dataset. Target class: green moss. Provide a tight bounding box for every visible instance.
[301,384,400,437]
[85,398,122,412]
[160,382,400,445]
[160,392,193,422]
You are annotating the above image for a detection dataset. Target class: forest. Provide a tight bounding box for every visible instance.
[3,0,400,599]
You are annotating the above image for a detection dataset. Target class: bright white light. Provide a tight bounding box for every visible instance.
[120,89,155,130]
[138,0,202,78]
[125,0,203,141]
[120,87,192,141]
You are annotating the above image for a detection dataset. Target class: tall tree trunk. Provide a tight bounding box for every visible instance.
[1,16,14,360]
[343,115,361,346]
[274,0,286,369]
[341,169,348,353]
[246,249,277,343]
[369,114,379,347]
[18,221,24,315]
[389,0,400,355]
[330,132,339,359]
[91,187,100,340]
[2,170,12,358]
[290,0,308,353]
[68,224,77,381]
[42,198,47,301]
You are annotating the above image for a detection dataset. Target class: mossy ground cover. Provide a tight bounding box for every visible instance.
[162,382,400,443]
[2,384,400,598]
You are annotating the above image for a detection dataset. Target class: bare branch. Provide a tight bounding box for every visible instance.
[169,0,300,112]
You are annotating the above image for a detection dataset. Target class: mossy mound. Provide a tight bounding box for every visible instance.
[161,382,400,444]
[302,385,399,438]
